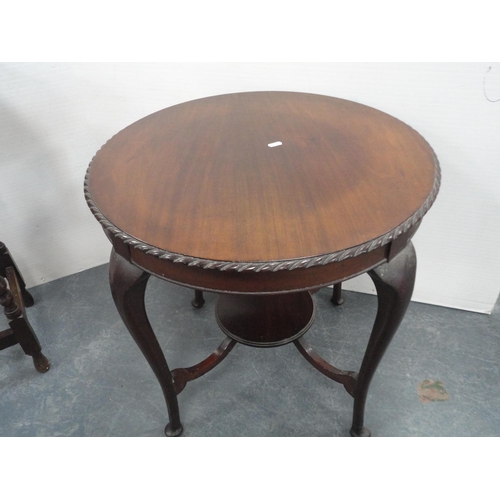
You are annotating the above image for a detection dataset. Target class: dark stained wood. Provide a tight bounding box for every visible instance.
[86,92,440,437]
[0,267,50,373]
[0,241,34,307]
[331,283,344,305]
[171,336,237,395]
[129,239,388,294]
[87,91,438,266]
[294,337,357,396]
[215,292,315,347]
[350,242,417,437]
[108,249,182,437]
[191,289,205,308]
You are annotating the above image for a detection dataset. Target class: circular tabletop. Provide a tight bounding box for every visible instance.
[86,91,440,272]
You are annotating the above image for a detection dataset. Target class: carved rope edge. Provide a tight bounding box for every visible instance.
[84,155,441,273]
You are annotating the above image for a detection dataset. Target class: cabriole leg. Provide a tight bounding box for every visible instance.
[350,242,417,437]
[109,249,183,437]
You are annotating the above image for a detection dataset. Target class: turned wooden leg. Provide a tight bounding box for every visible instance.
[0,242,34,307]
[350,242,417,437]
[109,249,183,437]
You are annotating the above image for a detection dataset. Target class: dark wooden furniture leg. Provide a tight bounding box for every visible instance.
[331,283,344,306]
[0,242,34,307]
[350,242,417,437]
[0,270,50,373]
[109,249,183,437]
[191,289,205,308]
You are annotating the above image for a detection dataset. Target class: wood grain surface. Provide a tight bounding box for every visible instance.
[87,91,438,264]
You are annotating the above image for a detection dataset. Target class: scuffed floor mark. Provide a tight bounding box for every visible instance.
[417,379,450,403]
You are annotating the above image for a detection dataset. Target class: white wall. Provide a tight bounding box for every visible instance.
[1,62,499,313]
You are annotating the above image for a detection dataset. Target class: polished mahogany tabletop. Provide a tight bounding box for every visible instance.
[86,91,439,274]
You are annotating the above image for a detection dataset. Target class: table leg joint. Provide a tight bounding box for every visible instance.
[171,336,237,395]
[293,337,358,397]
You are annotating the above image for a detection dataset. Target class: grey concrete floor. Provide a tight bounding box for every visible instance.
[1,263,499,437]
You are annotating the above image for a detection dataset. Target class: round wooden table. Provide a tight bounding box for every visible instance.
[84,91,440,436]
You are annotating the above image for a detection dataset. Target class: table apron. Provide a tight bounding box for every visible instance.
[128,245,388,294]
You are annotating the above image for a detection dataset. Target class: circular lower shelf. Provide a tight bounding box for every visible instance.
[215,292,315,347]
